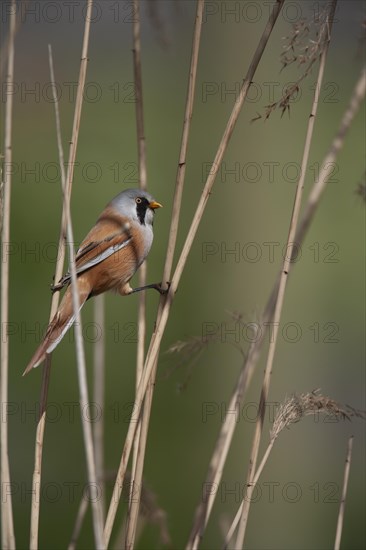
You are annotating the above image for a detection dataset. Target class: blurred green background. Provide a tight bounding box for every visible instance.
[1,1,365,548]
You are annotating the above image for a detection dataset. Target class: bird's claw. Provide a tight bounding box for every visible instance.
[51,282,62,293]
[156,281,171,295]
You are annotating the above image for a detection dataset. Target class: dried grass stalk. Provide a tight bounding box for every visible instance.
[235,5,338,546]
[224,392,363,548]
[0,1,17,547]
[126,0,149,547]
[29,5,105,547]
[187,61,366,550]
[126,0,205,546]
[334,436,354,550]
[104,1,286,545]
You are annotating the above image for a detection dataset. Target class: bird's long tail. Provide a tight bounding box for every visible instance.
[23,280,91,376]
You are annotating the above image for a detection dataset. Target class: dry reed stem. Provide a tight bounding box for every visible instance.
[161,0,205,287]
[113,0,205,543]
[0,0,27,79]
[334,436,354,550]
[113,471,172,548]
[104,1,285,546]
[296,66,366,241]
[0,1,16,547]
[187,62,366,549]
[56,2,104,546]
[125,392,149,549]
[132,0,147,192]
[225,393,360,547]
[93,294,106,520]
[126,1,205,546]
[126,0,149,546]
[235,4,337,547]
[29,44,69,550]
[29,9,105,547]
[133,0,147,419]
[64,84,105,550]
[133,0,147,469]
[29,44,72,550]
[223,439,275,549]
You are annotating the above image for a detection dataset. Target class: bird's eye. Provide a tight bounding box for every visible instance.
[135,197,142,204]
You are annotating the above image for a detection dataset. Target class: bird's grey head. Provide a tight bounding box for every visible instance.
[109,188,162,227]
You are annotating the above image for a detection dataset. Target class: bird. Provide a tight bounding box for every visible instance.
[23,188,164,376]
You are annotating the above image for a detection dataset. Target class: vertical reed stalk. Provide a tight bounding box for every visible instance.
[29,42,69,550]
[29,3,105,546]
[126,0,148,547]
[93,294,106,520]
[1,1,17,547]
[52,2,105,544]
[104,1,285,545]
[126,3,206,547]
[235,4,337,547]
[334,436,354,550]
[187,62,366,550]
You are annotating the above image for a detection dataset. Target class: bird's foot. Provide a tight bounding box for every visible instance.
[130,281,171,295]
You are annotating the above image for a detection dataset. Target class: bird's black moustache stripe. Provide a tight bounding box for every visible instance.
[136,197,151,225]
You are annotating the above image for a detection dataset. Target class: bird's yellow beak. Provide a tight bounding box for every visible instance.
[149,200,163,210]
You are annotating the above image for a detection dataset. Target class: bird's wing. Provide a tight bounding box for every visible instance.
[75,228,132,272]
[52,220,133,291]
